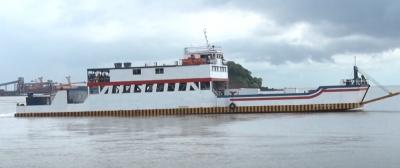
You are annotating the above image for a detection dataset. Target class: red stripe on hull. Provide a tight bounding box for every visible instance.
[88,78,228,87]
[230,88,368,101]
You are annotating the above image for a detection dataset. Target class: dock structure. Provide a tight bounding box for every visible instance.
[0,77,24,96]
[0,77,55,96]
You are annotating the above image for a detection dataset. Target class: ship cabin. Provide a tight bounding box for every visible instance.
[342,66,369,87]
[87,46,229,97]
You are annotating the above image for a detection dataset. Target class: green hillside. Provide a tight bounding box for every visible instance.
[227,61,262,88]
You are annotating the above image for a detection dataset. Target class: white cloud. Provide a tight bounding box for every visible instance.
[0,0,398,87]
[0,0,66,27]
[332,48,400,83]
[71,7,264,44]
[271,22,328,48]
[232,48,400,88]
[78,20,126,43]
[4,1,264,44]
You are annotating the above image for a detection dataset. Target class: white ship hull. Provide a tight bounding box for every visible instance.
[14,45,371,117]
[15,85,369,117]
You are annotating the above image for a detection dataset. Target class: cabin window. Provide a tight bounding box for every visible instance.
[200,82,210,90]
[100,86,109,94]
[145,84,153,92]
[89,87,99,94]
[167,83,175,92]
[132,69,141,75]
[189,85,195,91]
[178,83,187,91]
[134,85,142,93]
[122,85,131,93]
[156,83,164,92]
[155,68,164,74]
[87,69,110,83]
[112,85,120,94]
[99,86,108,94]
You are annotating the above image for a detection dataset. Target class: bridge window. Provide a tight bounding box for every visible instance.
[167,83,175,92]
[132,69,141,75]
[221,67,226,72]
[156,83,164,92]
[155,68,164,74]
[178,83,187,91]
[87,69,110,83]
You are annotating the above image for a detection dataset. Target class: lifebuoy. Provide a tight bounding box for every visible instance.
[229,103,237,111]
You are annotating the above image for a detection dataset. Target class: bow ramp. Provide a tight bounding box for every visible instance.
[355,66,400,105]
[361,92,400,105]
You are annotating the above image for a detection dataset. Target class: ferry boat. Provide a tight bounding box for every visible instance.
[15,45,371,117]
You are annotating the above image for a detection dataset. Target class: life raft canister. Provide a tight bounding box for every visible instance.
[229,103,237,111]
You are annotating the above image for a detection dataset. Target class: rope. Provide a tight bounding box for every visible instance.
[358,68,392,94]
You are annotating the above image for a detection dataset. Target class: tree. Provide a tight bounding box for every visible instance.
[227,61,262,88]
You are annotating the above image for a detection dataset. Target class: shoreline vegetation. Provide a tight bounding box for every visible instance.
[227,61,263,89]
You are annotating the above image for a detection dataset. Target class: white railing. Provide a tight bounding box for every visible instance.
[184,46,223,55]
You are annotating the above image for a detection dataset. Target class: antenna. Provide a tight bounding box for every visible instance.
[354,56,357,66]
[203,28,209,48]
[66,76,71,85]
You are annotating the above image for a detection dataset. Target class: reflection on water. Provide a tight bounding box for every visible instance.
[1,112,400,168]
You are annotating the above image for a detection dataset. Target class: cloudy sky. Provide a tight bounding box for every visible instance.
[1,0,399,87]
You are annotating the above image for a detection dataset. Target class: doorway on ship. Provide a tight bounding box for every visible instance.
[212,81,227,96]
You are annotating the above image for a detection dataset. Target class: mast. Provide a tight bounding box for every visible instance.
[203,28,210,48]
[353,65,359,81]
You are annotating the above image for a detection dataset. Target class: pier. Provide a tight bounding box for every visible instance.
[0,77,55,96]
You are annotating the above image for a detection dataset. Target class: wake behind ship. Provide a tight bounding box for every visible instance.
[15,45,373,117]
